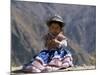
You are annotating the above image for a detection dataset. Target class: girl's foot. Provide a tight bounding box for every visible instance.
[61,56,74,68]
[22,59,45,73]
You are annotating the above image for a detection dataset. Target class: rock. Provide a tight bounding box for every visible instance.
[11,1,96,66]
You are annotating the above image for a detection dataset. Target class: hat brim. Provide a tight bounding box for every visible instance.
[47,20,65,27]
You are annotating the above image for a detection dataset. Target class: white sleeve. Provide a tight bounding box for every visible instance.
[59,39,67,47]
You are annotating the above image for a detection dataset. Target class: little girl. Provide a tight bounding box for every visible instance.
[22,15,73,73]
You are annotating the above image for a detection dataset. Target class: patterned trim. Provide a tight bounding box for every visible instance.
[35,56,46,65]
[52,55,62,60]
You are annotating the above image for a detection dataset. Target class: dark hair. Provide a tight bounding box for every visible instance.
[47,21,64,28]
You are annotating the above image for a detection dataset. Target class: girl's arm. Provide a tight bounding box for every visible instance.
[59,39,67,47]
[53,39,67,48]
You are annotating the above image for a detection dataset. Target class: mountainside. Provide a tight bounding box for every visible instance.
[11,1,96,67]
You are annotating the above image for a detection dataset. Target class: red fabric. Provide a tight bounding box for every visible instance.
[43,32,66,49]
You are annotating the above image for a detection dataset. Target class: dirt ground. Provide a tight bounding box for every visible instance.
[11,65,96,74]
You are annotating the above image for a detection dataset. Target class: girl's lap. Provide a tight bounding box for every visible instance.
[28,48,73,66]
[22,49,73,72]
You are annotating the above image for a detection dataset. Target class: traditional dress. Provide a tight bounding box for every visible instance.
[22,32,73,72]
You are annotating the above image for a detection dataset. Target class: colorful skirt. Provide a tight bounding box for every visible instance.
[23,47,73,72]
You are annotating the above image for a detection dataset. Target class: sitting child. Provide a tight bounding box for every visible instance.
[22,15,73,73]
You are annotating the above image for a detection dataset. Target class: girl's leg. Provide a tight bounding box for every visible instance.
[60,48,74,68]
[22,59,42,73]
[61,56,74,68]
[23,50,49,73]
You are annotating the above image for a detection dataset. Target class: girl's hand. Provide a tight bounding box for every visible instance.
[47,39,61,49]
[53,39,60,44]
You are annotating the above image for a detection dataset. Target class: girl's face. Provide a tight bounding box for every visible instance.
[49,22,61,35]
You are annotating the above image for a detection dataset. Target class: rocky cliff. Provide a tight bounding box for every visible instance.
[11,1,96,67]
